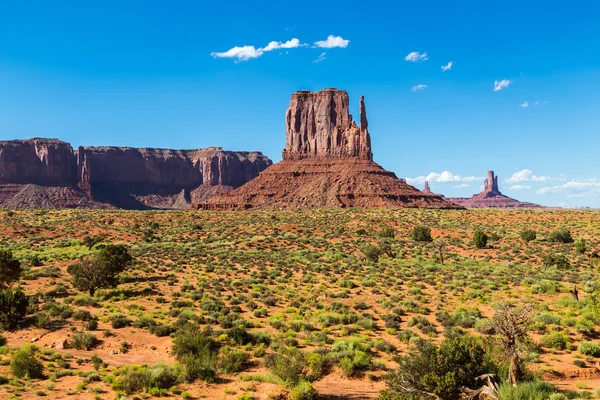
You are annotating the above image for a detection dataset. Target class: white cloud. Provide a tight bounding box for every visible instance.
[506,169,550,183]
[412,84,427,92]
[455,184,471,189]
[493,79,512,91]
[509,185,531,190]
[212,37,306,61]
[405,52,428,62]
[520,101,529,108]
[211,45,264,61]
[534,101,540,105]
[313,52,326,63]
[314,35,349,49]
[406,171,483,185]
[441,61,453,71]
[262,38,303,51]
[536,179,600,195]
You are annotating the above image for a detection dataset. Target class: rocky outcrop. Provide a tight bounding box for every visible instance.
[0,139,77,186]
[206,89,460,210]
[423,181,432,193]
[0,138,271,209]
[447,170,543,209]
[282,89,372,161]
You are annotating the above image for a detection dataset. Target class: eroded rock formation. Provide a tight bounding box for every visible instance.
[206,89,460,210]
[447,170,543,209]
[423,181,432,193]
[282,89,372,161]
[0,138,271,209]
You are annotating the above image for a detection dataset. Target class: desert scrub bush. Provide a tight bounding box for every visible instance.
[379,227,395,239]
[69,332,98,350]
[547,227,574,244]
[112,364,180,394]
[520,229,537,242]
[380,335,496,400]
[543,253,570,270]
[0,250,22,288]
[264,347,307,387]
[290,381,318,400]
[540,332,569,350]
[172,326,218,382]
[496,380,558,400]
[11,345,44,379]
[575,239,587,254]
[362,245,381,262]
[0,288,28,330]
[578,341,600,357]
[410,226,432,242]
[473,230,488,249]
[217,346,248,374]
[110,314,132,329]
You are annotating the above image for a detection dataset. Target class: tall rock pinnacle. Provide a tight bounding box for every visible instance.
[282,89,373,161]
[483,170,500,194]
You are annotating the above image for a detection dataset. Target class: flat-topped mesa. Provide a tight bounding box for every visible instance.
[282,89,373,161]
[483,170,500,195]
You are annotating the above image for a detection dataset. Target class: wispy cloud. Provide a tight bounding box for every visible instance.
[405,52,428,62]
[406,171,483,185]
[441,61,454,71]
[313,52,326,63]
[314,35,349,48]
[212,35,350,61]
[412,84,427,92]
[506,169,550,183]
[454,183,471,189]
[520,101,529,108]
[509,185,531,190]
[537,179,600,196]
[493,79,512,91]
[211,38,304,61]
[262,38,303,51]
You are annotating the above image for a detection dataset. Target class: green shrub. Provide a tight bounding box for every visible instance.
[379,227,395,239]
[543,253,570,270]
[410,226,432,242]
[264,347,307,388]
[362,245,381,262]
[473,230,488,249]
[575,239,587,254]
[290,381,317,400]
[0,250,22,288]
[380,335,496,400]
[218,347,248,374]
[578,341,600,357]
[0,335,6,346]
[172,327,218,382]
[112,364,180,394]
[547,228,574,244]
[540,332,569,350]
[11,346,44,379]
[497,380,557,400]
[0,288,28,331]
[70,332,98,350]
[520,229,537,242]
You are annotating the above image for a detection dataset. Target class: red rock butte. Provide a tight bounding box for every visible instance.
[0,138,271,209]
[447,170,543,209]
[203,89,460,210]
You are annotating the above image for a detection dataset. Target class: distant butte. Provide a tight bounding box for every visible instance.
[447,170,543,209]
[202,89,460,210]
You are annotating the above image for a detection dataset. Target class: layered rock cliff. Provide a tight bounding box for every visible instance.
[0,138,271,209]
[0,139,77,186]
[206,89,459,210]
[282,89,372,161]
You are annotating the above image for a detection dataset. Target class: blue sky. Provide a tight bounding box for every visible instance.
[1,1,599,207]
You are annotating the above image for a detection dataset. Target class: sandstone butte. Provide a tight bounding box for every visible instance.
[447,170,544,209]
[202,88,460,210]
[0,138,271,209]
